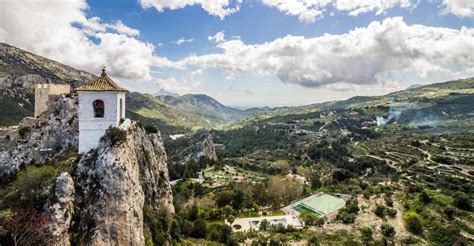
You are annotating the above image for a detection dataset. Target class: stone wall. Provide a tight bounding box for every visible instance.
[34,83,70,117]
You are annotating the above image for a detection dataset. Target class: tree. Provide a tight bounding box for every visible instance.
[215,190,233,208]
[259,219,270,231]
[191,219,207,238]
[403,212,423,235]
[310,173,322,189]
[227,215,235,226]
[188,204,199,221]
[296,166,311,177]
[7,208,51,246]
[453,192,472,211]
[419,190,432,204]
[274,160,290,174]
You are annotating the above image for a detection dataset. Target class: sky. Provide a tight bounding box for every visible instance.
[1,0,473,107]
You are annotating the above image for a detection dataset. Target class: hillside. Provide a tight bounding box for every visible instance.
[0,43,240,133]
[167,78,474,245]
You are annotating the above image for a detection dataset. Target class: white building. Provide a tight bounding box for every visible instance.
[76,68,128,153]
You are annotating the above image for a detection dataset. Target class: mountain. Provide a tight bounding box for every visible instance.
[0,43,240,134]
[0,43,96,125]
[155,93,248,121]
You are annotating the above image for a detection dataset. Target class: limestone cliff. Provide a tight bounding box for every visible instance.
[69,119,174,245]
[173,134,218,165]
[0,94,78,176]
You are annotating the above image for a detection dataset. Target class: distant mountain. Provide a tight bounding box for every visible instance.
[155,94,249,121]
[153,88,179,97]
[0,43,240,133]
[0,43,96,125]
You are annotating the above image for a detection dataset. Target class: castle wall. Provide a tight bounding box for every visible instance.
[78,91,126,153]
[34,84,70,117]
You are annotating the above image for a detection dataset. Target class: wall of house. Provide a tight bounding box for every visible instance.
[78,91,126,153]
[34,84,71,117]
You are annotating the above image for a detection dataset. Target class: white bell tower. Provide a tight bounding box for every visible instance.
[76,68,128,153]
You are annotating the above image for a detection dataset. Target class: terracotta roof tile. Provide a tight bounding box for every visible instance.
[76,69,129,92]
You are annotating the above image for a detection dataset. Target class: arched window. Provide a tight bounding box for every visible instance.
[119,98,123,119]
[93,100,104,118]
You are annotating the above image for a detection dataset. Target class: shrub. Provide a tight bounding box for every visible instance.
[387,208,397,218]
[4,165,58,208]
[101,127,127,146]
[403,212,423,235]
[374,204,386,218]
[359,227,373,243]
[380,224,396,238]
[191,219,207,238]
[419,190,432,204]
[444,206,455,219]
[308,235,320,246]
[453,192,472,211]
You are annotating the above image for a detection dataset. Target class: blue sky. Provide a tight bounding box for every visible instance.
[1,0,473,107]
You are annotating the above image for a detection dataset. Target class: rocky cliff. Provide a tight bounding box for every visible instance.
[173,134,218,166]
[44,120,174,245]
[0,93,174,244]
[0,94,78,176]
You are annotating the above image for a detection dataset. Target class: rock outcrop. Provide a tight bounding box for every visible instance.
[0,94,78,176]
[71,119,174,245]
[175,134,218,165]
[45,172,75,246]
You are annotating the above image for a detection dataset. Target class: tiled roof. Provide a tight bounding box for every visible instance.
[76,68,129,92]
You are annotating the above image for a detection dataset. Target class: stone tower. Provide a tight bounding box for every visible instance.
[76,68,128,153]
[34,83,71,117]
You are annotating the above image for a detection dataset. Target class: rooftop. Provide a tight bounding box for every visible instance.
[76,68,129,92]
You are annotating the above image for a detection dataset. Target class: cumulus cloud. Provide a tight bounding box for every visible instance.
[262,0,417,23]
[108,20,140,36]
[0,0,174,81]
[180,17,474,88]
[175,38,194,45]
[139,0,242,19]
[154,76,200,95]
[208,31,226,43]
[440,0,474,17]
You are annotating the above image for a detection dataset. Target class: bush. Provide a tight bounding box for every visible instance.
[359,227,373,243]
[308,235,320,246]
[374,204,386,218]
[453,192,472,211]
[386,208,397,218]
[403,212,423,235]
[380,224,396,238]
[4,165,58,208]
[444,206,455,219]
[191,219,207,238]
[101,127,127,146]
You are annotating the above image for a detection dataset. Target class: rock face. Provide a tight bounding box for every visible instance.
[176,134,218,165]
[0,94,78,176]
[71,120,174,245]
[45,172,75,246]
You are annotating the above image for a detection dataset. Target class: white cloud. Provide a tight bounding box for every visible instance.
[108,20,140,36]
[208,31,226,43]
[179,17,474,88]
[191,69,204,76]
[139,0,242,19]
[262,0,417,23]
[175,37,194,45]
[262,0,330,23]
[0,0,174,81]
[325,82,359,91]
[154,76,200,95]
[440,0,474,17]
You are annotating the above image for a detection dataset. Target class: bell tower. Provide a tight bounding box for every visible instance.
[76,68,128,153]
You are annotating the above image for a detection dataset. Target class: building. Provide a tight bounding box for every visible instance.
[34,83,71,117]
[283,193,346,222]
[76,68,129,153]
